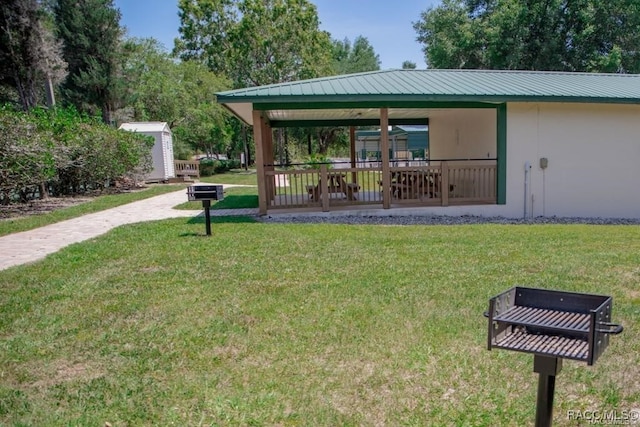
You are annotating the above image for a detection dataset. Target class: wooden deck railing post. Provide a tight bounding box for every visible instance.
[349,126,357,185]
[320,164,329,212]
[441,161,449,207]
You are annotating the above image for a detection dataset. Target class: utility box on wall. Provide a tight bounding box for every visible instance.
[119,122,175,182]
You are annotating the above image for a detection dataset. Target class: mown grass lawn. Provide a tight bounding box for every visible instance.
[200,169,257,186]
[0,218,638,426]
[176,187,258,211]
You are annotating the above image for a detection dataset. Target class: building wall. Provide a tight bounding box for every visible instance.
[394,103,639,219]
[506,102,640,218]
[428,109,497,160]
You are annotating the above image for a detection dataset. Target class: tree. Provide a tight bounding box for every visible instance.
[0,0,66,110]
[173,0,238,77]
[121,38,232,158]
[54,0,123,124]
[175,0,335,163]
[332,36,381,75]
[402,60,417,69]
[413,0,640,73]
[175,0,333,88]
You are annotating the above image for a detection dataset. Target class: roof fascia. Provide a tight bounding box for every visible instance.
[253,100,500,110]
[270,118,429,128]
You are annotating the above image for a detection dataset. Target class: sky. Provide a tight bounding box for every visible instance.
[112,0,441,70]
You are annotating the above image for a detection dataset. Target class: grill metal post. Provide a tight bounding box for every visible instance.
[534,355,562,427]
[203,200,212,236]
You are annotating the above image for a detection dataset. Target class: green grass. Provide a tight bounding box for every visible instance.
[0,184,187,238]
[200,169,258,186]
[1,221,639,426]
[175,187,258,210]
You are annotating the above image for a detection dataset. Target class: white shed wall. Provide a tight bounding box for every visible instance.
[119,122,175,181]
[161,130,175,178]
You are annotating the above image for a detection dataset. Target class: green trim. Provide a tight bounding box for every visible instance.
[270,118,429,128]
[219,94,640,106]
[253,101,500,111]
[271,119,379,128]
[496,103,507,205]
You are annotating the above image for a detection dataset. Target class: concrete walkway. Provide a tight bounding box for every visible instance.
[0,187,258,271]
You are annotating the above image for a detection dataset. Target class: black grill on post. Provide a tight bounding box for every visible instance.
[187,185,224,236]
[486,286,623,427]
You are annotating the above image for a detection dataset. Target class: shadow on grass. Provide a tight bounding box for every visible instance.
[186,215,258,225]
[211,195,258,210]
[182,215,257,237]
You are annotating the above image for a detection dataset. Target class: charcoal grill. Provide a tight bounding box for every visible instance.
[187,185,224,236]
[485,286,623,427]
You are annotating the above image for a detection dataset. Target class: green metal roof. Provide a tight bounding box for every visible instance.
[217,69,640,125]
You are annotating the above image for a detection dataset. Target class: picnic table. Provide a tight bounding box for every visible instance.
[389,171,442,199]
[307,173,359,201]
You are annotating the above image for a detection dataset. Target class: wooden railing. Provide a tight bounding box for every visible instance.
[264,160,496,211]
[174,160,200,179]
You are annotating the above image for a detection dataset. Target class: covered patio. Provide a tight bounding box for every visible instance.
[217,70,507,215]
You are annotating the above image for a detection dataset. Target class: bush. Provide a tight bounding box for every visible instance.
[199,158,241,176]
[0,109,56,203]
[304,153,332,169]
[0,106,153,202]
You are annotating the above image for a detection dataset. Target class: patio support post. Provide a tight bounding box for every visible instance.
[380,108,391,209]
[497,103,507,205]
[349,126,357,184]
[252,110,268,214]
[264,122,276,200]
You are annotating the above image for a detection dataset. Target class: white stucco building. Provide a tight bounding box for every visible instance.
[216,70,640,218]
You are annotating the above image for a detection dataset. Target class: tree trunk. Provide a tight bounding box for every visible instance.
[39,182,48,200]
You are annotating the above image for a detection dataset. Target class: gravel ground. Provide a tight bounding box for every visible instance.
[258,214,640,226]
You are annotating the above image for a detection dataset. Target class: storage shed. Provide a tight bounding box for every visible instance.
[119,122,175,182]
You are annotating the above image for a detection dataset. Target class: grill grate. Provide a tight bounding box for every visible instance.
[493,306,590,334]
[493,328,589,361]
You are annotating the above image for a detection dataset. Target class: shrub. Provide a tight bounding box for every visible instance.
[0,106,153,201]
[0,110,56,203]
[304,153,332,169]
[199,158,240,176]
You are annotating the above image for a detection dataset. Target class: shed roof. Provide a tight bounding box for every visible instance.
[216,69,640,126]
[119,122,171,133]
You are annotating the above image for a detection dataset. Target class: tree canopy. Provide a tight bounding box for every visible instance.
[332,36,381,75]
[175,0,333,88]
[414,0,640,73]
[0,0,67,110]
[54,0,123,123]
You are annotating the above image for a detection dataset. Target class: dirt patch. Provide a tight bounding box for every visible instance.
[0,197,93,220]
[0,184,150,220]
[30,360,105,389]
